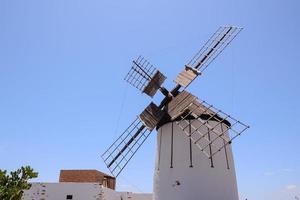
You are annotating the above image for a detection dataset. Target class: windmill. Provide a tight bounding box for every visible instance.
[102,26,249,200]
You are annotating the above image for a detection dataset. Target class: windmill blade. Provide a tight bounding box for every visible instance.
[173,94,249,159]
[124,56,167,97]
[101,117,151,177]
[175,26,243,88]
[101,102,163,177]
[188,26,243,72]
[139,102,165,131]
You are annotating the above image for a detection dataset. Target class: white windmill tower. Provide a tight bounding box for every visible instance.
[101,26,249,200]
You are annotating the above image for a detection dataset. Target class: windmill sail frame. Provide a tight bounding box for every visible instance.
[101,117,151,177]
[102,26,248,177]
[175,97,249,159]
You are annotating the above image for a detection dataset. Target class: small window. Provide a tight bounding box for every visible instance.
[66,195,73,199]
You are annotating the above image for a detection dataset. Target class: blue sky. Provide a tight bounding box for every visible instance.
[0,0,299,199]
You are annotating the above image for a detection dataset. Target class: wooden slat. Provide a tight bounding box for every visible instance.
[167,91,197,120]
[174,66,199,87]
[167,91,216,120]
[188,99,216,117]
[139,102,165,130]
[143,70,166,97]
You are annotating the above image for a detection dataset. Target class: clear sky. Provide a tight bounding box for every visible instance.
[0,0,299,199]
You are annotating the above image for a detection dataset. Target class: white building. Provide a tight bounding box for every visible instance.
[22,170,152,200]
[22,183,152,200]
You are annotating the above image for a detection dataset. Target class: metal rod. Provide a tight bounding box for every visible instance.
[157,128,162,170]
[115,129,152,177]
[188,27,223,66]
[207,125,214,168]
[111,128,147,174]
[194,27,232,70]
[108,124,146,167]
[103,119,142,162]
[170,122,174,168]
[132,61,152,81]
[180,118,219,154]
[189,120,193,168]
[210,127,248,158]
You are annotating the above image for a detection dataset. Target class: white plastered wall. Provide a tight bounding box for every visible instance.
[22,182,152,200]
[153,120,239,200]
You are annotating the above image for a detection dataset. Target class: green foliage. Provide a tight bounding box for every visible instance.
[0,166,38,200]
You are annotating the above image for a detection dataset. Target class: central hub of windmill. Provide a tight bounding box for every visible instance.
[102,26,249,200]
